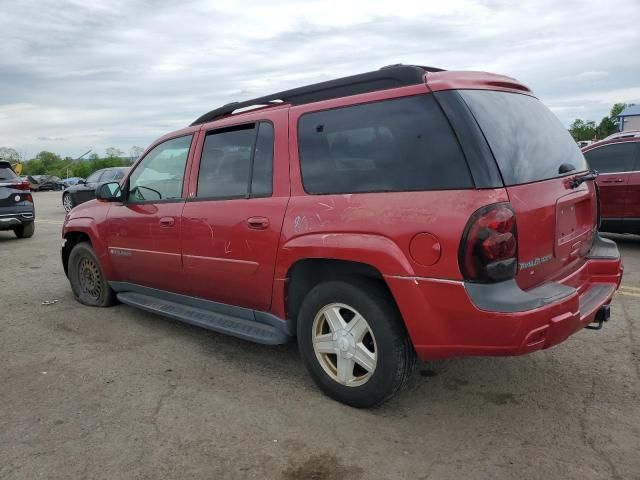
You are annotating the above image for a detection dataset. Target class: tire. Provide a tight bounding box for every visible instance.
[13,222,35,239]
[63,193,74,213]
[68,242,115,307]
[297,280,416,408]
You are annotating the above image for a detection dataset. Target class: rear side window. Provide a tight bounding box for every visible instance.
[0,164,17,180]
[298,95,472,194]
[86,170,103,183]
[101,169,118,182]
[197,122,274,199]
[460,90,588,185]
[584,143,638,173]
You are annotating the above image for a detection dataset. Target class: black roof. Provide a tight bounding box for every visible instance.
[190,64,444,126]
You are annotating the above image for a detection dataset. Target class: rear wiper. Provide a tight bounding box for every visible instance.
[569,170,598,189]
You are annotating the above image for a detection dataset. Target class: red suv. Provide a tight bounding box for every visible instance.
[61,65,623,407]
[582,131,640,234]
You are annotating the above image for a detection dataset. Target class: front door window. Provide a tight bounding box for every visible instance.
[128,135,192,202]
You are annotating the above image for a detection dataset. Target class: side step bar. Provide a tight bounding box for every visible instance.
[117,291,291,345]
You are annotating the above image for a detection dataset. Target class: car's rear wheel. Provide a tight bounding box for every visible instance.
[62,193,74,212]
[68,242,115,307]
[297,280,416,408]
[13,222,35,239]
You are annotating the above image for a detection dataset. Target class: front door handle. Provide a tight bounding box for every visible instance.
[601,178,624,183]
[247,216,269,230]
[159,216,175,227]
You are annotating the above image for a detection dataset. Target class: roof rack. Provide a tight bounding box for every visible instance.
[190,64,444,126]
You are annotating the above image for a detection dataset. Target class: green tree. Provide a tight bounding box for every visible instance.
[105,147,124,160]
[0,147,20,162]
[595,103,627,139]
[130,146,144,161]
[610,103,626,118]
[569,119,597,141]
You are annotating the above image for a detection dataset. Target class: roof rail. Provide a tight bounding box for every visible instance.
[603,130,640,141]
[190,64,444,126]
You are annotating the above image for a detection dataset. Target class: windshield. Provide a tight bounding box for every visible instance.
[460,90,588,185]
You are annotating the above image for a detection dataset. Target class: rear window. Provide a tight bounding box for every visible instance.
[298,95,472,194]
[460,90,588,185]
[0,164,17,181]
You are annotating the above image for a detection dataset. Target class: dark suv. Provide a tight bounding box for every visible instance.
[61,65,622,407]
[0,161,35,238]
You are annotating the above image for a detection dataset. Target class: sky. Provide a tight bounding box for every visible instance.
[0,0,639,159]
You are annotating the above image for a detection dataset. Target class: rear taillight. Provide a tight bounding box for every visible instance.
[12,181,30,190]
[459,203,518,283]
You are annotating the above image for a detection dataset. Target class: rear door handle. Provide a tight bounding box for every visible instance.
[159,216,175,227]
[601,178,624,183]
[247,216,269,230]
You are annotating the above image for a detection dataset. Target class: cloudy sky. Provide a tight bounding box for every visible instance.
[1,0,639,159]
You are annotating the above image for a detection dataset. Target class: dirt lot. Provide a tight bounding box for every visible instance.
[1,191,639,480]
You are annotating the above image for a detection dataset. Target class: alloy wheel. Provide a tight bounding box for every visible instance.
[312,303,377,387]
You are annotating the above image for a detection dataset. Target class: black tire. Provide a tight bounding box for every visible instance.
[297,280,416,408]
[13,222,35,239]
[68,242,115,307]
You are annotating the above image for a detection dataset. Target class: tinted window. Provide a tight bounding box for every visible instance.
[298,95,471,194]
[197,122,274,199]
[86,170,103,183]
[460,90,588,185]
[128,135,191,202]
[101,169,119,182]
[113,169,127,180]
[584,143,638,173]
[0,165,17,180]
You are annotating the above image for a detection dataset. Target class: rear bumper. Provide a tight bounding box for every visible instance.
[0,208,35,230]
[386,234,623,360]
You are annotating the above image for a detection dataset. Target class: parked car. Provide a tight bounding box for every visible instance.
[0,161,35,238]
[62,167,129,212]
[582,134,640,234]
[61,65,622,407]
[28,175,65,191]
[62,177,85,187]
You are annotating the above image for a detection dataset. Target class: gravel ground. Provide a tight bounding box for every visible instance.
[1,191,639,480]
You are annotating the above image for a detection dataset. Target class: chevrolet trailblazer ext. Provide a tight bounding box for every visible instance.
[61,65,622,407]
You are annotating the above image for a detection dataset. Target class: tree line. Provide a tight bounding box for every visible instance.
[0,146,144,179]
[568,103,628,141]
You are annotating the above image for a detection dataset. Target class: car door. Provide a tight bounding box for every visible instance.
[622,141,640,230]
[584,142,637,222]
[75,169,105,204]
[104,134,195,293]
[181,110,289,311]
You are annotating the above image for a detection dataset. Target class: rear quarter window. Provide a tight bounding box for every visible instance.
[460,90,588,185]
[298,95,473,194]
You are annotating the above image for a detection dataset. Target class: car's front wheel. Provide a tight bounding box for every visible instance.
[297,280,416,408]
[62,193,74,212]
[68,242,115,307]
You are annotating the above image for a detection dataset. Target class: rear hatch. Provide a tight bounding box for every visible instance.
[0,162,31,209]
[459,90,596,290]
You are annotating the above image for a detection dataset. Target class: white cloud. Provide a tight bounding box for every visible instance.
[0,0,639,157]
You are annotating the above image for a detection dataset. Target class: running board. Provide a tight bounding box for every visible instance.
[116,291,290,345]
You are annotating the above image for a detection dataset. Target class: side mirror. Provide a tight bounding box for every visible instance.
[78,179,86,185]
[96,182,123,202]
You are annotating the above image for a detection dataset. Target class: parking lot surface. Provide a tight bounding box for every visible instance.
[1,191,639,480]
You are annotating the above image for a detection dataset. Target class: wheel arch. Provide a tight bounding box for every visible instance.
[62,219,111,278]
